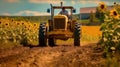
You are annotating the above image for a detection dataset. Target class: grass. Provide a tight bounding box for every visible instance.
[81,26,101,44]
[57,26,102,45]
[77,20,89,25]
[78,19,100,26]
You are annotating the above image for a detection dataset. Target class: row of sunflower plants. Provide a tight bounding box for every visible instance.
[97,2,120,53]
[97,2,120,66]
[0,18,39,46]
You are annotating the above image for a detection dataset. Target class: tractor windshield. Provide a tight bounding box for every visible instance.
[54,9,72,19]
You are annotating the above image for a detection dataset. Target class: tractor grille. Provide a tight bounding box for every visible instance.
[54,18,66,30]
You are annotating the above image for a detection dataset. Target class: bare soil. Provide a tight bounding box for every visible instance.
[0,43,105,67]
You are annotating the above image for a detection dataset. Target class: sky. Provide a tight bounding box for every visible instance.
[0,0,119,16]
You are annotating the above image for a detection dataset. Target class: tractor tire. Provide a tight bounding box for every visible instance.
[74,22,81,46]
[48,37,55,47]
[39,23,47,47]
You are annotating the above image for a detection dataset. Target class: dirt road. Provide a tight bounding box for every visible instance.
[0,43,105,67]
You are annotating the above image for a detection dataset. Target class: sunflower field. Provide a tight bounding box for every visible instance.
[0,18,39,46]
[98,2,120,52]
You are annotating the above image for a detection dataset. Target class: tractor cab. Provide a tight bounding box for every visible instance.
[47,2,76,20]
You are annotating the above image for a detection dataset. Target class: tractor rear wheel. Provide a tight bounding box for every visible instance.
[39,23,47,47]
[74,22,81,46]
[48,37,55,47]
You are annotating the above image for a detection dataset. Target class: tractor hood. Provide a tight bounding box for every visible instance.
[53,15,68,30]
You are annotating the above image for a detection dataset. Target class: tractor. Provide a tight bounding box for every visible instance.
[39,2,81,47]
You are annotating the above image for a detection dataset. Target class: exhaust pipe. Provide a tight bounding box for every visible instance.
[61,2,63,7]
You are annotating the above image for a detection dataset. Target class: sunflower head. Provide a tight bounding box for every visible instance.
[5,23,9,27]
[34,23,37,26]
[110,9,119,19]
[98,2,107,12]
[114,2,116,5]
[29,24,31,27]
[25,26,26,28]
[22,22,24,25]
[0,21,2,27]
[17,22,20,25]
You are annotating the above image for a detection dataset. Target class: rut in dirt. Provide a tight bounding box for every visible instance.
[0,43,104,67]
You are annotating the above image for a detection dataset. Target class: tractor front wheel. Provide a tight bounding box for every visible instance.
[39,23,47,47]
[74,22,81,46]
[48,37,55,47]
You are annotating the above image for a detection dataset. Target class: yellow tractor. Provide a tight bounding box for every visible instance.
[39,2,81,47]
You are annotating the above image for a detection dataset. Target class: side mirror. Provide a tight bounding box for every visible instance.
[47,9,50,13]
[73,9,76,13]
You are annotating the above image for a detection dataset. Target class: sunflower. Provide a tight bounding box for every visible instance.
[0,21,2,26]
[22,22,25,25]
[110,9,119,19]
[5,23,10,28]
[16,22,20,26]
[98,2,107,12]
[33,23,37,26]
[114,2,116,5]
[119,15,120,18]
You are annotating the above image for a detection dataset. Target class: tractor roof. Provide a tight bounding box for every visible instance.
[52,6,74,9]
